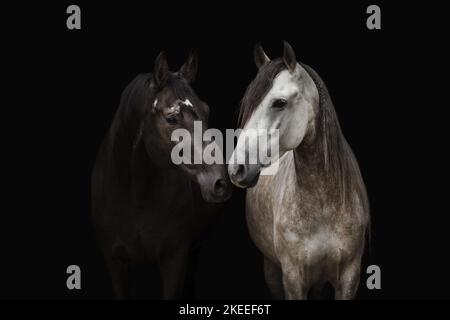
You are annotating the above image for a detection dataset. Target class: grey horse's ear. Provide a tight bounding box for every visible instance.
[254,43,270,69]
[153,51,169,87]
[283,41,297,73]
[179,49,198,83]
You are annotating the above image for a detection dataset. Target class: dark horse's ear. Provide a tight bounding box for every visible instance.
[179,49,198,83]
[283,41,297,73]
[254,43,270,69]
[153,51,169,87]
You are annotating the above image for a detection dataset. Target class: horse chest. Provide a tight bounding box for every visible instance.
[246,151,359,269]
[245,152,300,262]
[102,181,197,258]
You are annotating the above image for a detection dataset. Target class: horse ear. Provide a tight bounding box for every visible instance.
[283,41,297,73]
[153,51,169,87]
[179,49,198,83]
[254,43,270,69]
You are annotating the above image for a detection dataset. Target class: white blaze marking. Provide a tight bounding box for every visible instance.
[169,104,181,113]
[153,99,158,108]
[182,98,193,108]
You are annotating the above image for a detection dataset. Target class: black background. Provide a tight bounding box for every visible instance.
[2,1,448,300]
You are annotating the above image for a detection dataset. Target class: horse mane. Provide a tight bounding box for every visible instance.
[109,73,154,189]
[301,64,370,227]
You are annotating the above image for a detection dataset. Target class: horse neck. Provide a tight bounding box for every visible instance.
[292,63,343,196]
[292,134,329,193]
[129,137,190,206]
[292,116,363,213]
[292,97,347,194]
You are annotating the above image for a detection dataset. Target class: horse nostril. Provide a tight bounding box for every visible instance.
[234,165,246,180]
[214,179,228,195]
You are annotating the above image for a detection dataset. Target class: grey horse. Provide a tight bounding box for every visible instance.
[228,42,370,299]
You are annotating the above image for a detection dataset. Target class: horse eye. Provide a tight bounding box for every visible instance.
[272,98,288,109]
[166,116,177,125]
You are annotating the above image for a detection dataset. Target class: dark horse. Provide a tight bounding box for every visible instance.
[91,51,231,299]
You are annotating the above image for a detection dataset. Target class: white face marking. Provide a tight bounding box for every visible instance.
[182,98,193,108]
[169,99,194,114]
[168,103,181,114]
[153,99,158,108]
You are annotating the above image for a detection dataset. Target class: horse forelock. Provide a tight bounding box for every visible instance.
[238,58,287,128]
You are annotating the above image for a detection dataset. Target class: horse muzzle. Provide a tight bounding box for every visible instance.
[197,170,232,203]
[228,163,261,189]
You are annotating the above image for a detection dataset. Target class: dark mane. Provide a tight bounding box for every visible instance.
[114,73,153,140]
[109,73,154,188]
[238,58,287,128]
[301,64,370,221]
